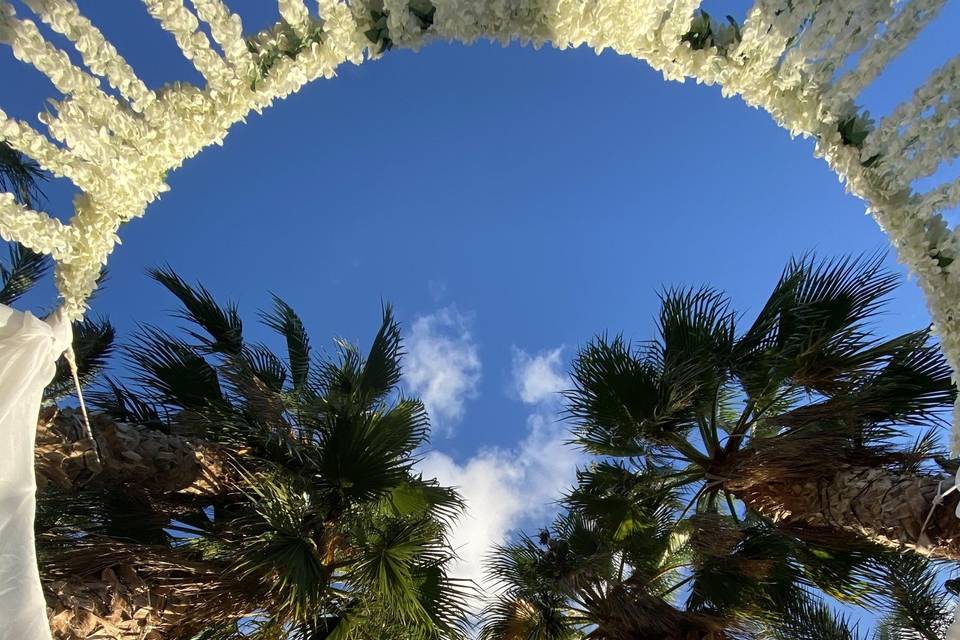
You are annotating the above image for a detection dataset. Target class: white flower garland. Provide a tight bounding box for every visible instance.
[1,0,959,447]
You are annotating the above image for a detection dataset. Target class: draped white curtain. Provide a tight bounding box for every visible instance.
[0,305,71,640]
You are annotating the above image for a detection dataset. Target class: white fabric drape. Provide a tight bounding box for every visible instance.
[0,305,71,640]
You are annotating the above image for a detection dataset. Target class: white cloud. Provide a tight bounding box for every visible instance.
[417,344,580,605]
[418,412,579,597]
[404,306,481,433]
[511,347,567,405]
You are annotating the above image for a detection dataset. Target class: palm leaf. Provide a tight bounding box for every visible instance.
[88,377,163,426]
[566,336,693,457]
[0,141,46,207]
[150,266,244,356]
[125,325,225,410]
[878,553,952,639]
[769,595,864,640]
[44,316,116,401]
[261,295,311,389]
[734,253,898,398]
[312,410,415,504]
[359,305,403,401]
[0,242,51,305]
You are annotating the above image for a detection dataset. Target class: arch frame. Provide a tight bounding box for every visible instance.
[0,0,959,443]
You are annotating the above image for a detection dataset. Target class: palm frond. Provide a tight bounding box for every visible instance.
[125,325,225,410]
[348,518,441,626]
[150,266,244,356]
[734,253,899,398]
[261,295,311,389]
[773,329,955,444]
[478,593,574,640]
[359,304,403,402]
[769,595,864,640]
[657,286,736,393]
[240,343,289,393]
[312,410,417,504]
[0,242,51,305]
[44,316,116,401]
[0,141,46,206]
[380,476,464,526]
[226,472,332,622]
[566,336,694,457]
[879,553,952,639]
[312,338,364,405]
[88,377,163,427]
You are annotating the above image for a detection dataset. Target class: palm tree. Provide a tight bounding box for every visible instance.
[37,268,472,640]
[566,255,959,561]
[479,469,740,640]
[479,461,958,639]
[479,253,959,639]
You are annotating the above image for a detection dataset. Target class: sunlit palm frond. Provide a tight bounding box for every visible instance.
[767,595,865,640]
[877,553,953,640]
[478,593,574,640]
[348,518,450,628]
[380,476,465,527]
[225,472,332,622]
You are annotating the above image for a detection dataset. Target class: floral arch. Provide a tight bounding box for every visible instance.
[0,0,958,443]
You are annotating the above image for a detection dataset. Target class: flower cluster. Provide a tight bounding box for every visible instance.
[0,0,959,446]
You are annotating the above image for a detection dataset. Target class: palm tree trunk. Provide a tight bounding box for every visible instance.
[45,564,171,640]
[588,582,732,640]
[41,540,240,640]
[35,408,229,496]
[725,458,960,560]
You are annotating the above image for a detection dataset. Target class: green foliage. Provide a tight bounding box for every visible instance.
[364,0,436,55]
[877,554,953,640]
[40,269,470,639]
[150,266,244,356]
[0,140,46,207]
[261,295,311,389]
[479,254,958,640]
[44,316,116,401]
[681,11,742,53]
[0,242,50,305]
[769,596,863,640]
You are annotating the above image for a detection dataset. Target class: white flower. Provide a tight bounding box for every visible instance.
[1,0,959,447]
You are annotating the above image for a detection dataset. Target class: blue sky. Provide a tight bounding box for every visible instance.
[5,0,959,605]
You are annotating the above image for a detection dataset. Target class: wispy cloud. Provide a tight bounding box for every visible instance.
[404,306,481,433]
[418,345,580,603]
[511,346,567,405]
[418,413,578,596]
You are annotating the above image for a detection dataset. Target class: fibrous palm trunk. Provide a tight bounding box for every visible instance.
[727,453,960,560]
[586,583,733,640]
[35,408,228,496]
[41,539,240,640]
[35,409,235,638]
[45,564,170,640]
